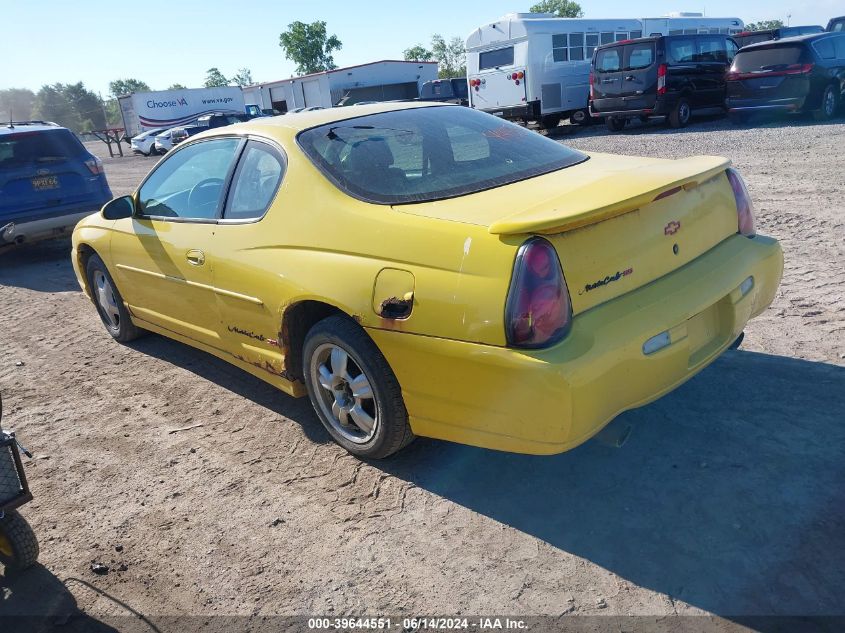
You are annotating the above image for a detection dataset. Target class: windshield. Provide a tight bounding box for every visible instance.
[0,128,83,167]
[297,106,588,205]
[732,45,807,72]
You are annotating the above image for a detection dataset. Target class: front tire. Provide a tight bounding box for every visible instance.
[303,315,413,459]
[813,84,839,121]
[668,98,691,128]
[85,253,144,343]
[0,510,39,573]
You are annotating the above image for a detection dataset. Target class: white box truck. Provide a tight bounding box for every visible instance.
[466,12,744,128]
[118,87,245,137]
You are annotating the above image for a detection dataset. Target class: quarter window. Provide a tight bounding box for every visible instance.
[138,138,241,220]
[224,141,285,221]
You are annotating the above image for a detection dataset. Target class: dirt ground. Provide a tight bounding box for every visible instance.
[0,114,843,632]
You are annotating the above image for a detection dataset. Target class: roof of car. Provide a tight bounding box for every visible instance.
[739,32,833,49]
[0,122,66,135]
[221,101,454,136]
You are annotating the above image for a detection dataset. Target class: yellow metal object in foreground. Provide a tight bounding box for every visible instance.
[71,102,783,455]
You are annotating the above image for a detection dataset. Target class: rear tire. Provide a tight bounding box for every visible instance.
[303,315,414,459]
[85,253,144,343]
[605,117,626,132]
[0,510,39,573]
[540,114,562,130]
[569,109,591,126]
[668,98,691,128]
[147,146,158,156]
[813,84,839,121]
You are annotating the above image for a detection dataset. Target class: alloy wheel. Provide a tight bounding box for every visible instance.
[94,270,121,329]
[309,343,378,444]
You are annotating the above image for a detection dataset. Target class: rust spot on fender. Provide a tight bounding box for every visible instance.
[379,296,413,320]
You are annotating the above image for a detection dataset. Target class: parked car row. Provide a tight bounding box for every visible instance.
[129,111,252,157]
[589,31,845,131]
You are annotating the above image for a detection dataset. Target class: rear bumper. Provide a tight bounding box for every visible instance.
[726,97,806,112]
[590,97,666,119]
[368,234,783,455]
[479,100,541,121]
[1,199,109,245]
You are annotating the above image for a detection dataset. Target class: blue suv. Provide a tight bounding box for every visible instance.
[1,121,112,247]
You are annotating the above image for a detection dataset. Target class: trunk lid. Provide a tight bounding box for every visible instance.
[490,155,736,314]
[397,153,737,314]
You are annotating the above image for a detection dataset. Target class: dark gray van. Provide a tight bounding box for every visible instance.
[589,34,738,131]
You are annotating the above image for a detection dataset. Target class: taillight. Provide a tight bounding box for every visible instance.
[657,64,667,95]
[84,156,104,175]
[726,168,756,237]
[505,238,572,348]
[589,71,595,100]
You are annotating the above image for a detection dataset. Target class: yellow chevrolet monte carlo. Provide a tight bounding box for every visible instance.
[71,102,782,459]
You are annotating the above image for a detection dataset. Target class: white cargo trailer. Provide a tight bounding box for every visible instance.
[466,12,744,127]
[118,87,245,137]
[242,60,439,113]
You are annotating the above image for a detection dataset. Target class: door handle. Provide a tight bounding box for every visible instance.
[186,249,205,266]
[625,75,636,81]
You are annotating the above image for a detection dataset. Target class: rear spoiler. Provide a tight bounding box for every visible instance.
[488,155,731,235]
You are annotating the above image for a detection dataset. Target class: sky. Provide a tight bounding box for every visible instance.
[2,0,842,96]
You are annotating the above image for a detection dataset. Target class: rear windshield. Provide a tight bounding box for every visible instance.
[595,42,655,72]
[479,46,514,69]
[0,128,83,167]
[297,106,588,205]
[732,45,807,71]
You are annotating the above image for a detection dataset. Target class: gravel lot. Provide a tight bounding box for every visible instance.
[0,113,843,631]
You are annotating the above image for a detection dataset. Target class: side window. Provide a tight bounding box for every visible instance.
[668,38,696,63]
[552,34,568,62]
[837,35,845,59]
[600,32,615,45]
[139,138,241,220]
[814,38,836,60]
[696,37,727,63]
[569,33,585,60]
[586,33,599,59]
[224,141,285,221]
[726,39,738,62]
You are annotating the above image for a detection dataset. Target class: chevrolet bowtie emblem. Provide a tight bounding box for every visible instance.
[664,220,681,236]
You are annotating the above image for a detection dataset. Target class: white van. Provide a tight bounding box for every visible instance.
[466,12,745,128]
[643,13,744,37]
[466,13,643,128]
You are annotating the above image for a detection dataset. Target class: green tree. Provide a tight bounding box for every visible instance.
[232,68,254,87]
[745,19,784,31]
[33,83,106,132]
[279,20,342,74]
[431,34,466,78]
[204,67,230,87]
[167,83,187,90]
[0,88,36,123]
[529,0,584,17]
[108,78,151,97]
[404,45,434,62]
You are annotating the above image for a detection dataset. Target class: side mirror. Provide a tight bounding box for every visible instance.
[102,195,134,220]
